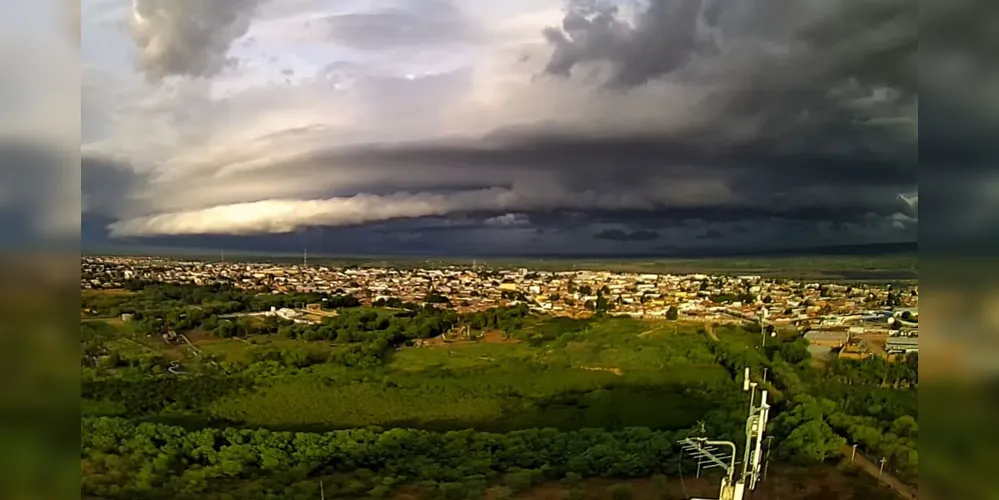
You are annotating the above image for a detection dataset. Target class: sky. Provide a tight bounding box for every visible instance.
[73,0,926,256]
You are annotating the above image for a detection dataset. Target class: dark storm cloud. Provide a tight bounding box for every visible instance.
[593,229,659,242]
[538,0,917,148]
[324,129,914,222]
[313,0,917,241]
[0,141,77,246]
[323,1,475,50]
[98,0,926,255]
[545,0,915,91]
[917,0,999,252]
[82,154,148,217]
[696,229,724,240]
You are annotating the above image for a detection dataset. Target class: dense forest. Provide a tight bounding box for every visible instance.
[82,417,694,500]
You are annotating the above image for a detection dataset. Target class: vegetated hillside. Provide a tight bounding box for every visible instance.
[80,285,917,499]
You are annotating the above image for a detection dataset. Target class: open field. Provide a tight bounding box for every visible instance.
[82,315,737,432]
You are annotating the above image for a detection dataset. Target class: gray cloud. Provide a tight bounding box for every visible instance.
[82,154,149,218]
[323,1,476,50]
[92,0,923,254]
[696,229,724,240]
[0,141,79,245]
[129,0,262,81]
[282,0,917,236]
[593,229,659,242]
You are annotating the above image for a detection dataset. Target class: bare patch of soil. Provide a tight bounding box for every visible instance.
[479,330,520,344]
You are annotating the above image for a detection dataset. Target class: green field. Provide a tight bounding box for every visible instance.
[80,283,919,500]
[82,315,741,433]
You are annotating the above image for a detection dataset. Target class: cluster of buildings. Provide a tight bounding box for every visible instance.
[82,256,917,357]
[803,305,919,360]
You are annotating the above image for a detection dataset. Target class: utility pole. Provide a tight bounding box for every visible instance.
[320,480,325,500]
[878,457,887,486]
[851,444,858,463]
[759,307,769,349]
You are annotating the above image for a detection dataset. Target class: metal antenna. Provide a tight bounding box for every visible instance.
[680,367,772,500]
[678,438,741,500]
[742,367,758,482]
[740,367,772,492]
[695,420,707,436]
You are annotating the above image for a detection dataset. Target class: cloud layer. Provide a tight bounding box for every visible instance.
[82,0,922,254]
[129,0,263,81]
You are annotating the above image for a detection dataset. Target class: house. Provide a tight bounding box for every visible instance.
[839,338,871,360]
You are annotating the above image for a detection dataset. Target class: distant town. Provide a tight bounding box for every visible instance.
[81,255,918,360]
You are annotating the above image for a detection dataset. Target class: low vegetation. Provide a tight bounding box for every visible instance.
[80,284,918,498]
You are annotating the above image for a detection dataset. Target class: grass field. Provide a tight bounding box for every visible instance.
[83,314,743,433]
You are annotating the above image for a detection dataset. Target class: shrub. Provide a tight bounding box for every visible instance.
[504,472,533,493]
[368,485,392,498]
[491,486,513,500]
[562,471,582,487]
[608,484,633,500]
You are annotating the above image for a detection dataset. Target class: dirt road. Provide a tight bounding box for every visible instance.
[704,323,720,341]
[841,445,917,500]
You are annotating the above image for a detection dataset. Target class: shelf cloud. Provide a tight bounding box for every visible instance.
[80,0,927,254]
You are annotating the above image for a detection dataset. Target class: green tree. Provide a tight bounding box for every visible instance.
[778,420,845,464]
[504,472,534,493]
[666,306,679,320]
[562,471,581,487]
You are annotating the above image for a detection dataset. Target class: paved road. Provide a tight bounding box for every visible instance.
[841,445,917,500]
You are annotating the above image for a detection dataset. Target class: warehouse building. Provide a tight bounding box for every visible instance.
[886,336,919,354]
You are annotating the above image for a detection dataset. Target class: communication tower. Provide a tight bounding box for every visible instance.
[677,367,772,500]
